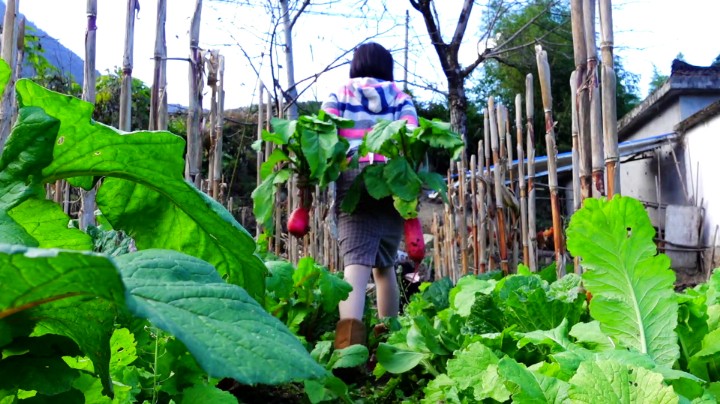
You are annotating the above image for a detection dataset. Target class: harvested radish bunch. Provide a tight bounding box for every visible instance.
[287,206,310,238]
[404,217,425,268]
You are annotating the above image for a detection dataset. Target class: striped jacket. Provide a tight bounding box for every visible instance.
[322,77,418,162]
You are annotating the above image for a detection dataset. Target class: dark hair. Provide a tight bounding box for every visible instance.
[349,42,394,81]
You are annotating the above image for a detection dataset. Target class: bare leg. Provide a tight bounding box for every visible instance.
[339,264,372,320]
[373,266,399,318]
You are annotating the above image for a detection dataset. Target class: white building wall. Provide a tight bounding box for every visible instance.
[683,114,720,247]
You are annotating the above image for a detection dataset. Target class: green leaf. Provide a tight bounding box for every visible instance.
[376,343,428,374]
[364,120,406,156]
[517,318,574,352]
[416,117,464,160]
[418,171,448,203]
[14,80,267,302]
[362,164,392,199]
[0,245,125,396]
[339,171,364,214]
[0,356,79,396]
[304,375,350,404]
[180,385,237,404]
[447,342,510,402]
[393,196,419,219]
[329,345,369,369]
[384,158,422,202]
[8,199,91,250]
[300,127,339,183]
[265,260,295,300]
[0,210,37,246]
[422,374,462,404]
[568,360,678,403]
[569,321,615,351]
[116,249,326,385]
[0,107,59,212]
[449,275,495,317]
[318,270,352,312]
[260,148,290,180]
[0,59,10,95]
[498,357,570,403]
[267,118,295,145]
[566,196,679,367]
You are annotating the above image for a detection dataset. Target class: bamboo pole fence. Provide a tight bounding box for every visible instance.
[79,0,98,230]
[1,1,622,280]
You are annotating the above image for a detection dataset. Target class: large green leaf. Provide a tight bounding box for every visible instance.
[566,196,679,367]
[498,357,569,403]
[376,343,428,374]
[116,250,326,385]
[446,342,510,402]
[384,158,422,202]
[0,245,126,396]
[568,359,678,403]
[14,80,267,302]
[9,199,91,250]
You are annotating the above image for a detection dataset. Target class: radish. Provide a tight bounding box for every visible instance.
[404,217,425,268]
[287,185,313,238]
[288,206,310,238]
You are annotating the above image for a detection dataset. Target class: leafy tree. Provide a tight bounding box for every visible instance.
[94,68,151,130]
[647,65,669,96]
[472,0,640,154]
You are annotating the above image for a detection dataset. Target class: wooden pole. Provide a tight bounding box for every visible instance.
[585,0,605,197]
[79,0,98,230]
[255,82,264,237]
[571,0,592,202]
[119,0,138,132]
[489,97,509,275]
[478,139,487,273]
[458,160,469,275]
[186,0,203,187]
[526,74,538,271]
[208,51,218,197]
[150,0,168,131]
[536,46,566,277]
[515,94,529,267]
[599,0,620,197]
[470,155,479,273]
[212,53,225,200]
[0,0,18,151]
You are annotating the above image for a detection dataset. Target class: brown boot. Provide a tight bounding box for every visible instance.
[334,318,366,349]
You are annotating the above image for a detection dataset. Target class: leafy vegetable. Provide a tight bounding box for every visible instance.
[566,196,679,367]
[251,112,352,232]
[341,117,463,219]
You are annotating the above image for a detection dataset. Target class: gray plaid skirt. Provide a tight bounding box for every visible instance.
[335,163,403,268]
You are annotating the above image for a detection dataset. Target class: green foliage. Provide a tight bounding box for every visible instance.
[0,60,325,402]
[473,0,640,153]
[374,195,720,402]
[648,64,670,95]
[94,68,151,130]
[251,111,353,232]
[264,256,351,342]
[341,117,463,219]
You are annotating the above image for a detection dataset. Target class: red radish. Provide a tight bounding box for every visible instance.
[404,217,425,268]
[288,206,310,238]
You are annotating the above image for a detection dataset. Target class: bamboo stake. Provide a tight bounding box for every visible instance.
[478,140,487,273]
[599,0,620,197]
[186,0,203,187]
[515,94,529,267]
[457,160,469,275]
[571,0,592,202]
[432,212,441,279]
[489,97,509,275]
[207,51,218,198]
[536,46,566,277]
[470,155,479,273]
[213,54,225,200]
[119,0,138,132]
[79,0,98,230]
[255,82,264,237]
[525,74,538,271]
[150,0,168,131]
[0,0,18,151]
[570,71,582,213]
[584,0,605,197]
[504,106,514,191]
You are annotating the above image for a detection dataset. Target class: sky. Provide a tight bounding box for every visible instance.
[16,0,720,110]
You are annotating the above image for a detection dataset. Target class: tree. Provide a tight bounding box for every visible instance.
[647,64,668,96]
[409,0,560,161]
[472,0,640,154]
[94,68,151,130]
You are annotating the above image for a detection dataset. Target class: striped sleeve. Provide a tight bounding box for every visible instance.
[321,91,341,116]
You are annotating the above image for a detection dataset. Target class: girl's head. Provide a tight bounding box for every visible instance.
[349,42,394,81]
